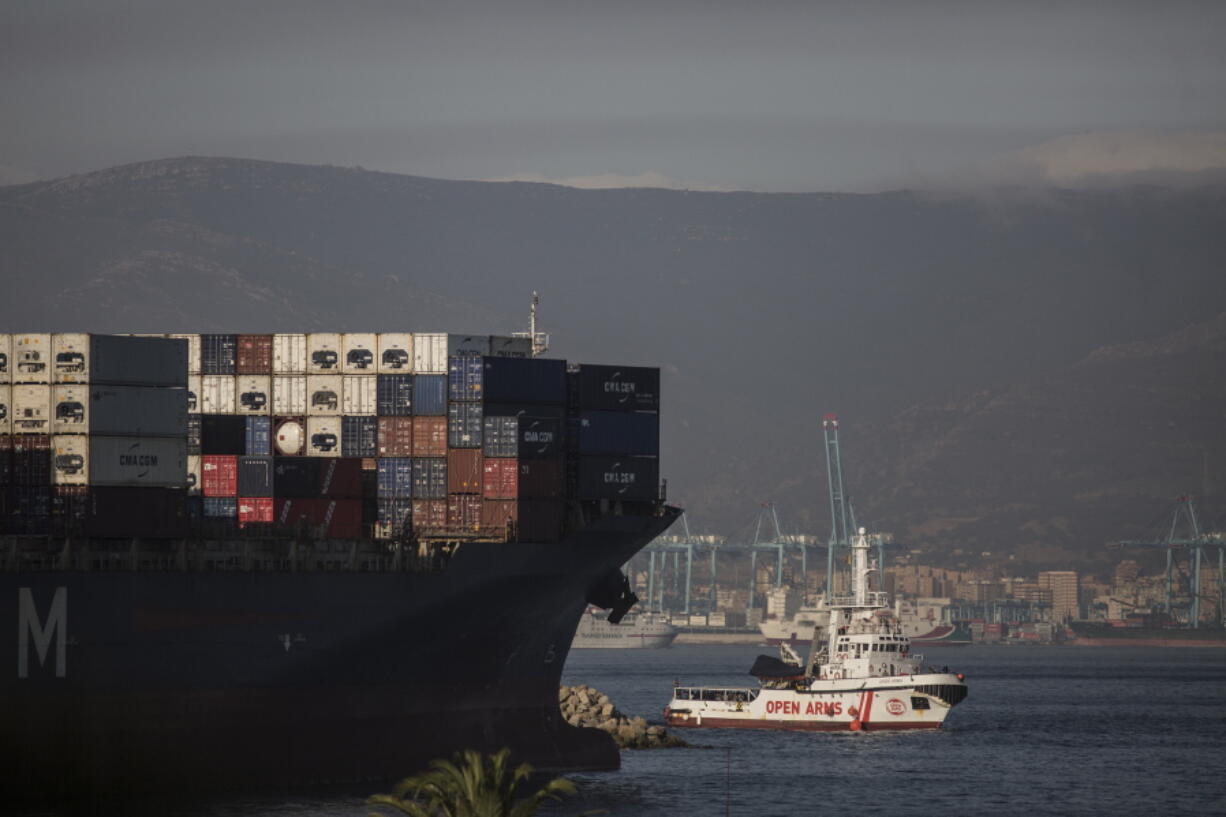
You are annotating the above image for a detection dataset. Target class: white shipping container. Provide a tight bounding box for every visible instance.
[488,335,533,359]
[13,333,52,383]
[51,434,89,485]
[377,333,413,374]
[412,333,447,373]
[447,334,490,357]
[342,375,377,415]
[201,375,236,414]
[306,416,342,458]
[307,333,342,372]
[88,386,187,437]
[306,375,342,416]
[689,615,708,627]
[708,612,727,627]
[187,375,202,413]
[273,334,307,374]
[51,333,91,383]
[52,385,90,433]
[342,333,378,373]
[0,384,10,435]
[170,334,202,375]
[236,375,272,415]
[13,384,51,433]
[0,333,11,383]
[88,436,187,487]
[272,375,308,415]
[187,454,201,495]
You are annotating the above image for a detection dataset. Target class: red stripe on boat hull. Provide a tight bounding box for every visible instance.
[665,716,941,732]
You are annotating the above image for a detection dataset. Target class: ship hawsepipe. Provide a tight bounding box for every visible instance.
[1,503,680,799]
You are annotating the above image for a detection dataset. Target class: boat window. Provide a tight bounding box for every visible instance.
[911,696,930,710]
[676,689,690,700]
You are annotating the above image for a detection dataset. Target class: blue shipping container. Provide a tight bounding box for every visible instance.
[575,456,659,501]
[203,497,238,517]
[342,416,378,457]
[480,357,566,405]
[448,402,483,448]
[377,374,413,416]
[483,416,563,459]
[575,411,659,456]
[201,334,237,375]
[377,497,413,534]
[413,375,447,416]
[411,458,447,499]
[572,364,660,412]
[245,416,272,455]
[376,457,414,498]
[448,355,484,401]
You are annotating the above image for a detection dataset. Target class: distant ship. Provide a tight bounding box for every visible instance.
[1068,617,1226,647]
[759,598,971,647]
[572,607,678,648]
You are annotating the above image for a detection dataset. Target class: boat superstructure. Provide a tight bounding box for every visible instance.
[665,528,968,731]
[572,606,678,648]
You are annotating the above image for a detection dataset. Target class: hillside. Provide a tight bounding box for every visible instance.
[2,156,1224,566]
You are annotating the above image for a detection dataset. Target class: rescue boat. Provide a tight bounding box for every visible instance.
[664,528,968,732]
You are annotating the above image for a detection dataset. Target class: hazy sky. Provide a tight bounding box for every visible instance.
[3,0,1225,190]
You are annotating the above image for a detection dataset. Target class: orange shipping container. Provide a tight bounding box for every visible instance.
[412,416,446,457]
[447,448,483,494]
[378,416,413,456]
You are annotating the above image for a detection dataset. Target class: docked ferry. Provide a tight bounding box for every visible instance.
[665,529,968,732]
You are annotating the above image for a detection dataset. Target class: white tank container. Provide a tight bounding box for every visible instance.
[13,334,52,383]
[51,385,90,433]
[0,333,11,383]
[377,333,413,374]
[87,436,187,487]
[274,418,305,456]
[201,375,237,414]
[170,334,202,375]
[488,335,533,358]
[273,334,307,374]
[13,384,51,433]
[342,333,378,374]
[187,454,202,495]
[51,333,91,383]
[0,384,11,435]
[306,375,342,416]
[236,375,272,415]
[342,375,377,415]
[307,333,342,373]
[306,416,342,458]
[187,375,202,413]
[272,375,307,415]
[51,434,89,485]
[412,333,447,373]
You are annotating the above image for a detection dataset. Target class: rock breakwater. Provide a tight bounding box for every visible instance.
[559,685,687,749]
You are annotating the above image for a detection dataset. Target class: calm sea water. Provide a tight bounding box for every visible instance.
[33,645,1226,817]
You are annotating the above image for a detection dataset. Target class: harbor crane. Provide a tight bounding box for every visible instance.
[1115,496,1225,628]
[822,414,885,594]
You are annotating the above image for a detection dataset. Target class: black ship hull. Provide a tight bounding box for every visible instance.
[1,508,679,799]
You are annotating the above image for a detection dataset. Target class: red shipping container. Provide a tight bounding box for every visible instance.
[236,334,274,374]
[447,449,483,494]
[411,499,447,534]
[377,416,413,456]
[238,496,274,527]
[201,455,238,497]
[412,416,446,457]
[274,497,362,538]
[446,494,481,532]
[483,458,519,499]
[517,459,564,499]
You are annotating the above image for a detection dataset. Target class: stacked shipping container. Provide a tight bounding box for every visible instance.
[0,334,188,537]
[2,331,659,543]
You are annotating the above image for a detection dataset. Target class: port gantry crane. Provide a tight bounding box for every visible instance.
[1115,496,1226,628]
[823,413,886,594]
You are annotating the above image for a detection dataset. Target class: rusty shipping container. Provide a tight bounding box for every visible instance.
[447,449,483,494]
[377,416,413,457]
[412,416,446,457]
[236,335,274,374]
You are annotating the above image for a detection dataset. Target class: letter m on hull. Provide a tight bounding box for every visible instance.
[18,587,67,678]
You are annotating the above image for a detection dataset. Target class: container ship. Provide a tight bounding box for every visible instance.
[1067,616,1226,647]
[0,331,677,799]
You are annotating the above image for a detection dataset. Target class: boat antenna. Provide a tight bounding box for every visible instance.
[511,291,551,356]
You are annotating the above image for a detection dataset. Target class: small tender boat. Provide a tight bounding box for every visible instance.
[665,529,968,732]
